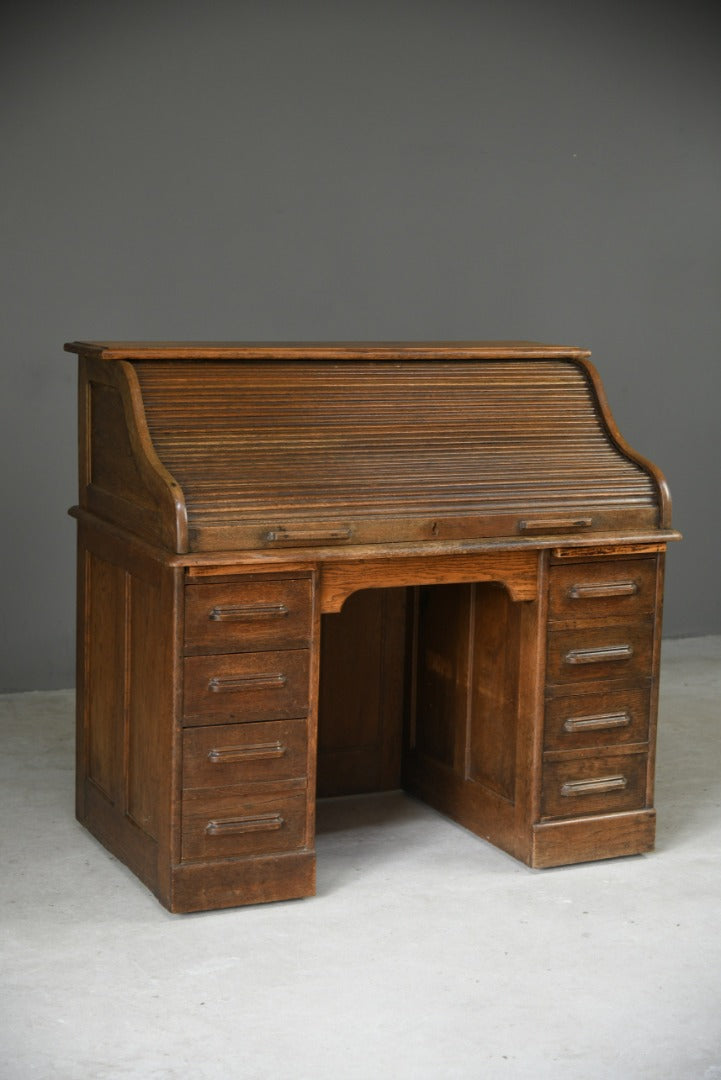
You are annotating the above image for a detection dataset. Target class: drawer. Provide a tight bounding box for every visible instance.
[184,577,312,655]
[183,719,307,788]
[183,650,310,726]
[544,686,651,752]
[541,752,648,819]
[181,788,307,862]
[549,558,656,622]
[546,621,654,688]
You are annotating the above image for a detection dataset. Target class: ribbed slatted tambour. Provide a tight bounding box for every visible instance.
[133,360,657,549]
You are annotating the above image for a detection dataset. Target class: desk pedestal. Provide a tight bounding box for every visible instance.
[76,519,663,912]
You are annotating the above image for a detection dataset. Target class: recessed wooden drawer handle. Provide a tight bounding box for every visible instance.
[207,741,286,764]
[208,673,287,693]
[208,603,289,622]
[567,581,638,600]
[563,711,631,733]
[564,644,633,665]
[519,517,592,535]
[265,527,352,543]
[205,813,284,836]
[561,775,628,797]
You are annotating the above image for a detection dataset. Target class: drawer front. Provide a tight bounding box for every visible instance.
[549,558,656,622]
[183,719,307,788]
[182,788,307,861]
[544,686,651,752]
[546,622,654,688]
[183,650,310,725]
[541,753,648,819]
[185,578,312,655]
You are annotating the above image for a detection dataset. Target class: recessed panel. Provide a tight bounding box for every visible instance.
[468,585,520,803]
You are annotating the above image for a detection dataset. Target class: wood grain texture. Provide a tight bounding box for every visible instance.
[531,810,656,868]
[68,507,680,573]
[319,549,539,612]
[645,551,666,808]
[414,584,472,770]
[181,786,308,862]
[576,356,672,527]
[125,358,661,553]
[317,588,407,796]
[544,685,651,752]
[169,851,316,913]
[468,585,523,802]
[183,719,308,789]
[69,340,676,910]
[84,551,126,804]
[76,520,181,906]
[65,340,592,360]
[79,357,188,550]
[540,749,648,819]
[183,649,310,726]
[403,578,547,866]
[184,576,312,654]
[546,619,655,687]
[548,557,656,621]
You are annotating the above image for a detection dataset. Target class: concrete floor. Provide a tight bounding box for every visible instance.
[1,637,720,1080]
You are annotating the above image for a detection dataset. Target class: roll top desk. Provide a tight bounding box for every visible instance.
[66,340,679,912]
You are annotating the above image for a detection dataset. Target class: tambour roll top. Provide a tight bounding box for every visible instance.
[65,341,672,554]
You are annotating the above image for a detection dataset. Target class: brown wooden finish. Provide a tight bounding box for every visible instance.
[183,650,311,726]
[317,589,407,796]
[468,585,524,802]
[169,852,316,913]
[531,810,656,868]
[75,520,182,905]
[540,749,648,819]
[549,542,666,561]
[404,582,547,865]
[319,549,539,612]
[70,504,679,568]
[183,719,308,789]
[69,343,672,555]
[184,576,312,654]
[78,356,188,551]
[129,358,660,554]
[545,620,655,688]
[181,786,308,862]
[65,340,592,361]
[69,341,677,911]
[645,550,667,808]
[548,557,656,621]
[576,357,673,528]
[544,685,651,751]
[414,584,473,770]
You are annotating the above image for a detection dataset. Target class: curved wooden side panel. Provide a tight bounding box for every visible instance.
[78,355,188,551]
[119,360,189,550]
[575,357,672,528]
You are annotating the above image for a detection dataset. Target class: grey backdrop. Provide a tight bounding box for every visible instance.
[2,1,719,691]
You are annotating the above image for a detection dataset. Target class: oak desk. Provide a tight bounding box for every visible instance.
[66,340,679,912]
